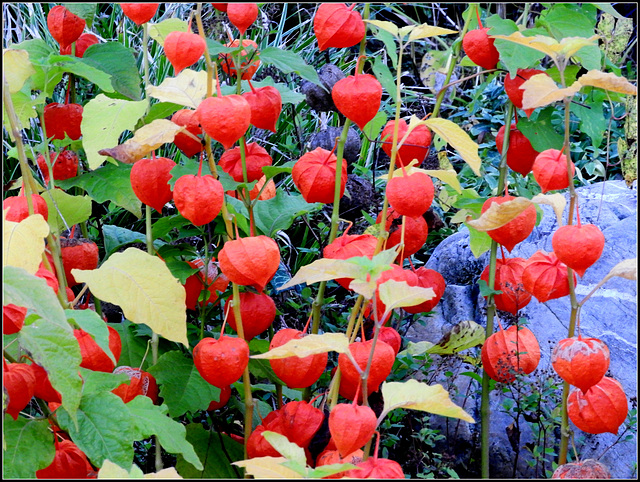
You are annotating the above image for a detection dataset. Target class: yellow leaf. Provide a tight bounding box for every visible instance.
[251,333,349,360]
[531,193,566,227]
[465,197,533,232]
[603,258,637,282]
[72,248,188,346]
[148,18,188,46]
[381,380,475,423]
[364,20,399,37]
[577,70,638,96]
[521,74,582,110]
[278,258,362,291]
[233,457,304,479]
[3,211,49,275]
[558,35,600,58]
[409,25,458,41]
[491,32,563,60]
[3,49,35,93]
[262,432,306,466]
[378,280,434,313]
[423,169,462,194]
[146,69,210,109]
[424,118,481,176]
[98,119,185,164]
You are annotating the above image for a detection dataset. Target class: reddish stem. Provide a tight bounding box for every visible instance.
[500,245,506,260]
[348,3,357,11]
[476,5,483,28]
[372,430,381,460]
[70,224,77,238]
[576,202,582,227]
[248,79,257,94]
[302,314,313,334]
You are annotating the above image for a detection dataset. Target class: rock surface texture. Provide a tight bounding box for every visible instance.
[405,180,637,478]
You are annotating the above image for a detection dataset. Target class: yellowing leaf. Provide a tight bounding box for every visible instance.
[233,457,304,479]
[491,33,599,62]
[521,74,582,110]
[424,118,481,176]
[426,320,485,355]
[423,169,462,194]
[364,20,399,37]
[377,279,435,313]
[558,35,600,57]
[531,193,566,226]
[577,70,638,96]
[465,197,533,232]
[3,211,49,275]
[82,94,149,170]
[603,258,637,282]
[146,69,209,109]
[99,119,184,164]
[72,248,188,346]
[3,49,35,93]
[144,468,183,479]
[251,333,349,360]
[148,18,188,46]
[262,432,306,466]
[409,25,457,41]
[381,380,475,423]
[491,32,563,59]
[278,258,362,291]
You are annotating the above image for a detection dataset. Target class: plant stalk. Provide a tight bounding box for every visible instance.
[480,101,514,478]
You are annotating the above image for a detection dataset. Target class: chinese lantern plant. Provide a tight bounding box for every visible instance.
[551,335,610,393]
[269,327,328,389]
[219,38,261,80]
[567,376,628,434]
[481,322,540,384]
[462,7,500,70]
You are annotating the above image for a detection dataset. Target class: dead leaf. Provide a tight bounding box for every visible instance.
[521,74,582,110]
[577,70,638,96]
[251,333,349,360]
[99,119,184,164]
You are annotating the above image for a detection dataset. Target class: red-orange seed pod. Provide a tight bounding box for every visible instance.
[269,328,328,388]
[567,376,628,434]
[292,147,347,204]
[226,291,276,341]
[380,119,432,167]
[130,157,176,213]
[47,5,85,50]
[481,324,540,383]
[480,257,531,315]
[217,235,280,292]
[552,223,605,277]
[551,336,610,393]
[313,3,365,51]
[521,250,577,303]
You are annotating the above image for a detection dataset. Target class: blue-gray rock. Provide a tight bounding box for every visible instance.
[404,180,637,478]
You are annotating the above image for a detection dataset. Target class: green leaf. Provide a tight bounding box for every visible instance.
[110,320,153,371]
[477,279,503,298]
[126,396,203,471]
[147,350,221,418]
[363,111,388,143]
[248,358,286,386]
[3,90,38,136]
[144,101,183,124]
[152,214,192,240]
[79,369,130,395]
[57,392,135,469]
[47,54,114,93]
[372,56,398,104]
[308,463,358,479]
[148,18,188,46]
[371,27,398,69]
[427,320,486,355]
[64,3,96,28]
[168,157,213,188]
[66,309,115,365]
[80,94,148,170]
[571,91,606,148]
[41,188,92,235]
[205,38,238,56]
[175,424,245,478]
[259,47,321,85]
[3,266,66,327]
[102,224,166,258]
[238,78,305,105]
[57,161,142,217]
[517,106,564,152]
[9,39,61,96]
[464,222,492,258]
[574,44,602,71]
[592,3,627,19]
[543,5,597,40]
[365,19,399,37]
[261,161,296,179]
[253,190,322,237]
[3,416,55,478]
[82,42,142,100]
[486,16,545,77]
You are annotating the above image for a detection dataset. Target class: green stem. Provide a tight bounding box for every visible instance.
[558,64,580,464]
[480,101,514,478]
[432,4,475,119]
